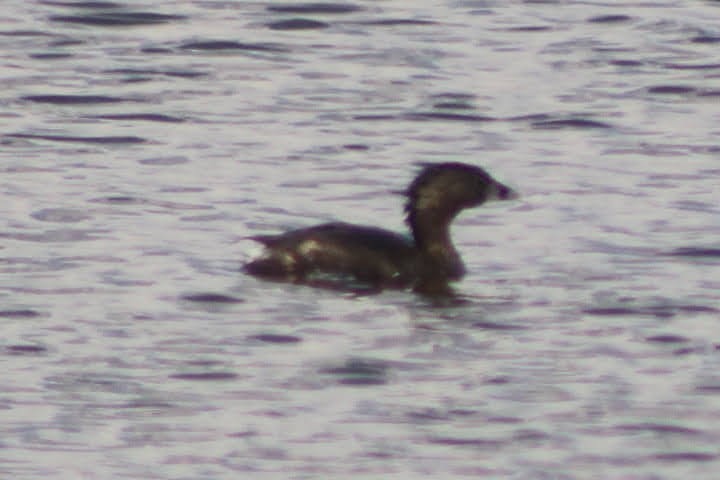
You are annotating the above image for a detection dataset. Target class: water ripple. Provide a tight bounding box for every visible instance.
[426,436,504,448]
[405,112,496,122]
[31,208,91,223]
[267,19,330,30]
[49,12,186,26]
[248,334,302,344]
[531,117,613,130]
[266,3,362,14]
[357,19,436,26]
[180,293,244,304]
[584,302,717,319]
[616,423,704,435]
[178,41,287,53]
[40,1,124,7]
[645,334,689,344]
[22,94,130,104]
[5,344,48,355]
[587,14,632,24]
[0,309,42,318]
[318,358,389,386]
[169,372,239,381]
[88,113,185,123]
[669,247,720,258]
[652,452,717,462]
[7,133,146,144]
[104,68,207,78]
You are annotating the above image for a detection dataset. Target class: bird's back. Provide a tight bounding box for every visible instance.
[245,222,419,287]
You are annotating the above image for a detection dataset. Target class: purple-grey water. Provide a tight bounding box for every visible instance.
[2,1,720,478]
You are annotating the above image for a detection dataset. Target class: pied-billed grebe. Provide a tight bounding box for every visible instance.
[244,162,517,290]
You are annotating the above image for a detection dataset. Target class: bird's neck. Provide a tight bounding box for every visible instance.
[409,210,465,280]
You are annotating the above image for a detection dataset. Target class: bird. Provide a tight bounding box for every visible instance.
[244,162,517,292]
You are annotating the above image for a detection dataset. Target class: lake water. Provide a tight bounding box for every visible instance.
[1,1,720,478]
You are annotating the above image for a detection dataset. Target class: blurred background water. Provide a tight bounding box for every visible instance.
[1,1,720,478]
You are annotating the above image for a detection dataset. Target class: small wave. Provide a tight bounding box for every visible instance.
[50,12,186,27]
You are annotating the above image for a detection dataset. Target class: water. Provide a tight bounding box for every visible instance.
[2,1,720,478]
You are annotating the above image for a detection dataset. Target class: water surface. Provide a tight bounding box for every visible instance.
[1,1,720,478]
